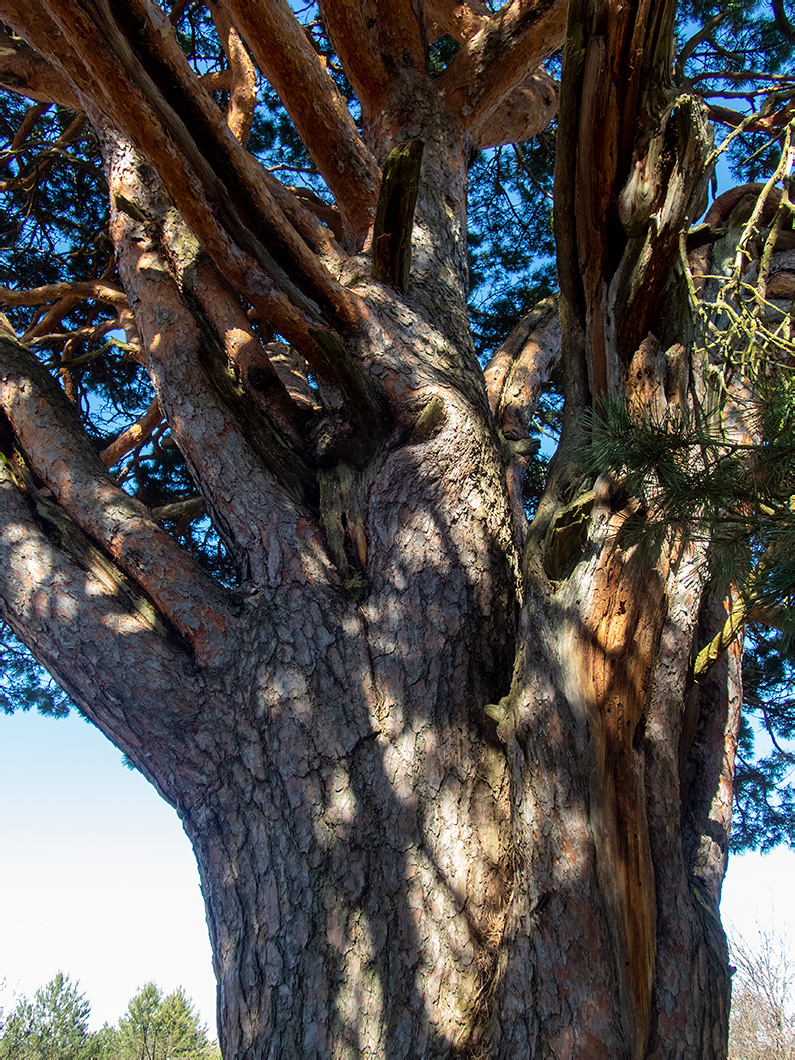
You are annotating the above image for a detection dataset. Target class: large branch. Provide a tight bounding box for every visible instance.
[108,173,338,591]
[0,0,364,350]
[424,0,489,40]
[207,0,257,147]
[438,0,567,145]
[318,0,426,124]
[218,0,381,246]
[0,453,215,799]
[0,25,81,108]
[0,319,232,666]
[474,70,559,149]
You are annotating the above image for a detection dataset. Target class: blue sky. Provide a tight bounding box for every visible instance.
[1,707,793,1038]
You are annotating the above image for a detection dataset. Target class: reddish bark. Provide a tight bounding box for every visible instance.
[0,1,743,1056]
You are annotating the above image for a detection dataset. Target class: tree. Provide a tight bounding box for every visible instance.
[0,972,90,1060]
[729,927,795,1060]
[0,0,792,1056]
[117,983,209,1060]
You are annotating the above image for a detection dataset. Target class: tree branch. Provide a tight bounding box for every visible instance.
[109,191,335,588]
[218,0,381,246]
[0,318,232,665]
[0,452,217,800]
[438,0,567,145]
[317,0,426,123]
[5,0,364,345]
[423,0,489,42]
[99,396,162,468]
[0,25,81,109]
[207,0,257,147]
[473,70,559,149]
[0,280,127,310]
[484,294,560,437]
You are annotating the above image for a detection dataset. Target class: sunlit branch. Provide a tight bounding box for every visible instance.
[316,0,391,119]
[0,24,81,109]
[207,0,257,148]
[0,317,232,664]
[423,0,489,43]
[219,0,380,245]
[0,280,126,309]
[438,0,567,145]
[0,451,214,763]
[99,397,162,469]
[8,0,364,341]
[110,197,323,585]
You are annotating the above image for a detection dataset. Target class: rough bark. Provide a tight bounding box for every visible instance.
[0,0,745,1057]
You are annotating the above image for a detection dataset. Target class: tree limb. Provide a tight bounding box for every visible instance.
[473,70,559,149]
[423,0,489,42]
[0,25,81,109]
[218,0,381,246]
[207,0,257,147]
[0,450,212,781]
[438,0,567,145]
[0,280,127,309]
[317,0,426,123]
[5,0,364,344]
[484,294,560,438]
[99,397,162,468]
[0,318,232,665]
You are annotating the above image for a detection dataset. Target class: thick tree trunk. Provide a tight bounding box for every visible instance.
[0,0,744,1056]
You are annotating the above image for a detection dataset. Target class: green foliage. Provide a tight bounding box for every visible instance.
[0,978,217,1060]
[116,983,209,1060]
[0,973,91,1060]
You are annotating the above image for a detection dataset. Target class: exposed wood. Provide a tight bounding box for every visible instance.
[371,140,425,292]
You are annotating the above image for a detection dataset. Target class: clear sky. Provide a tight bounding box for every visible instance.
[1,708,793,1038]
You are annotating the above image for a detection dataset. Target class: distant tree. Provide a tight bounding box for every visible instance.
[729,927,795,1060]
[0,972,90,1060]
[117,984,208,1060]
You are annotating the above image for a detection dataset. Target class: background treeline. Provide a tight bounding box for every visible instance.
[0,973,220,1060]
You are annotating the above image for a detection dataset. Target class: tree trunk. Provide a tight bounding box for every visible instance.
[0,0,743,1056]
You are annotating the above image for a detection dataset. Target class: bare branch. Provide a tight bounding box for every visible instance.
[473,70,559,149]
[99,397,162,468]
[439,0,567,144]
[5,0,364,343]
[207,0,257,147]
[109,191,331,587]
[219,0,381,245]
[423,0,489,43]
[0,24,81,109]
[0,452,213,772]
[317,0,426,121]
[0,318,232,664]
[485,294,560,437]
[0,280,127,309]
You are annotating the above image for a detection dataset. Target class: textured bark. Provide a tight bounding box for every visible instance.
[0,0,745,1057]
